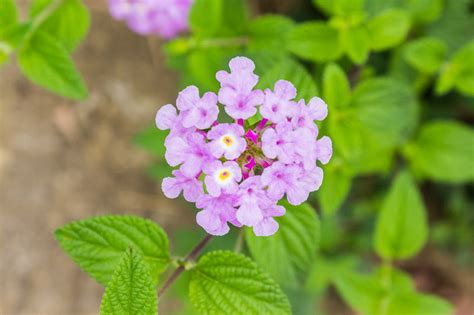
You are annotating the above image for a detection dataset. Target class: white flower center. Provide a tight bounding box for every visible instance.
[219,134,236,150]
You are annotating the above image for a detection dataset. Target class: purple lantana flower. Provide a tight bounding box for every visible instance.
[260,80,297,123]
[108,0,193,39]
[207,123,247,160]
[162,170,203,202]
[203,161,242,197]
[156,56,332,236]
[217,57,264,119]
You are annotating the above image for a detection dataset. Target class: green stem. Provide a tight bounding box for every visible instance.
[378,259,393,315]
[234,230,244,253]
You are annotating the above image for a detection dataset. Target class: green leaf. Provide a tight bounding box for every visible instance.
[403,121,474,183]
[385,292,453,315]
[334,270,382,315]
[55,215,170,285]
[403,37,447,74]
[246,201,320,287]
[100,248,157,315]
[248,15,294,56]
[317,159,352,215]
[427,0,474,54]
[0,0,17,29]
[367,9,410,51]
[313,0,365,16]
[17,31,87,99]
[190,0,222,37]
[350,77,418,146]
[451,41,474,97]
[257,58,319,102]
[322,62,350,109]
[30,0,90,52]
[374,170,428,260]
[341,26,370,64]
[287,22,343,62]
[365,0,443,25]
[189,251,291,315]
[134,125,167,157]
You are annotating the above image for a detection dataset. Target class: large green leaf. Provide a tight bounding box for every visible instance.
[0,0,17,29]
[18,31,87,99]
[189,251,291,315]
[367,9,410,51]
[403,121,474,183]
[246,202,320,286]
[30,0,90,52]
[247,15,294,56]
[350,77,418,146]
[287,22,342,62]
[55,215,170,285]
[403,37,447,74]
[374,170,428,260]
[322,62,350,108]
[100,248,157,315]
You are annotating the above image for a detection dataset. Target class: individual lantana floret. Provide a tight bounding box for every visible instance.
[156,56,332,236]
[108,0,193,39]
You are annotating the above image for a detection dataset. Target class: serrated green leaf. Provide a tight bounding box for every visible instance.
[18,31,87,99]
[322,62,350,108]
[341,26,370,64]
[385,292,453,315]
[100,248,157,315]
[350,77,418,146]
[257,58,318,101]
[247,15,294,56]
[367,9,410,51]
[30,0,90,52]
[287,22,342,62]
[55,215,170,285]
[403,37,447,74]
[0,0,17,29]
[403,121,474,183]
[374,170,428,260]
[134,125,168,157]
[189,251,291,315]
[246,201,320,287]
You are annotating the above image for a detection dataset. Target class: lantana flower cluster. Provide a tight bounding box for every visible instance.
[156,57,332,236]
[108,0,193,38]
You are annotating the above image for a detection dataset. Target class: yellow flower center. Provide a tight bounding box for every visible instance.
[218,170,230,181]
[222,135,233,147]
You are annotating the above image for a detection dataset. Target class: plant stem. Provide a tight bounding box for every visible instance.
[157,234,213,299]
[234,230,244,252]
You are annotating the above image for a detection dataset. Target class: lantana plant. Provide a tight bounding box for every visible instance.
[156,56,332,236]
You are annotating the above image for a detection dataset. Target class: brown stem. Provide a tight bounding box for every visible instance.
[157,234,213,299]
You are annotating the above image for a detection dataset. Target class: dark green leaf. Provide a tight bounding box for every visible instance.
[403,37,447,74]
[246,201,320,287]
[403,121,474,183]
[100,248,157,315]
[18,31,87,99]
[374,170,428,260]
[189,251,291,315]
[55,215,170,285]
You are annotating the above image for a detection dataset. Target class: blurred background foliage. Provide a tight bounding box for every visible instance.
[1,0,473,314]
